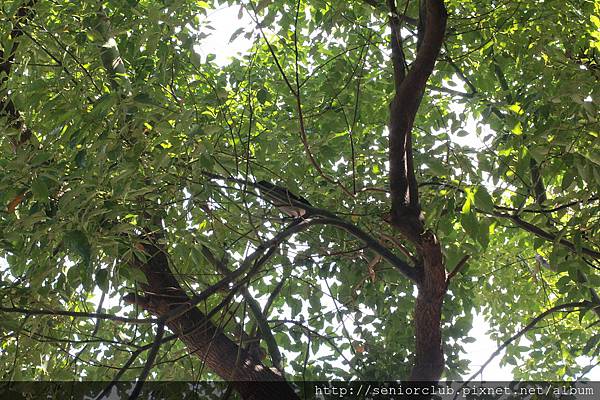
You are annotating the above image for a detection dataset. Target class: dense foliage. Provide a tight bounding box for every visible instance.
[0,0,598,391]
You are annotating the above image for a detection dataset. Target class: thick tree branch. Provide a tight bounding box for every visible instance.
[385,0,448,382]
[201,172,418,282]
[387,0,447,240]
[200,245,284,372]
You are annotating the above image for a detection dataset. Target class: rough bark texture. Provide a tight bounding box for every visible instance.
[134,243,300,400]
[386,0,448,381]
[410,232,446,380]
[388,0,447,229]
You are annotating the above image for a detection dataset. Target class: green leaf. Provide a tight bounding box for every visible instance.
[31,178,49,202]
[462,189,474,214]
[133,93,158,106]
[95,268,109,292]
[426,159,446,176]
[256,88,269,104]
[30,152,53,166]
[460,212,479,241]
[63,230,91,266]
[474,186,494,212]
[120,264,148,285]
[229,27,245,43]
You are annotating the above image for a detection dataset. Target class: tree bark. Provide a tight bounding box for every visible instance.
[133,243,299,400]
[386,0,447,381]
[410,232,446,380]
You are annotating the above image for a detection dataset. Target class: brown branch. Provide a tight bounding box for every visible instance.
[263,271,289,315]
[446,254,470,283]
[292,56,354,197]
[493,212,600,260]
[440,47,477,94]
[37,23,102,94]
[387,0,447,240]
[69,291,106,368]
[385,0,449,382]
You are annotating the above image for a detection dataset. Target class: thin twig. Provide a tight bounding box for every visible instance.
[457,301,590,396]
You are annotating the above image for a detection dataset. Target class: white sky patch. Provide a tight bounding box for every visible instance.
[192,3,254,66]
[461,313,513,380]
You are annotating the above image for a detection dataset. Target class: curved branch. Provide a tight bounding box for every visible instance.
[492,212,600,260]
[201,172,418,282]
[460,301,591,391]
[310,216,418,282]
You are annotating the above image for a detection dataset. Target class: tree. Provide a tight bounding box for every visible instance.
[1,0,599,398]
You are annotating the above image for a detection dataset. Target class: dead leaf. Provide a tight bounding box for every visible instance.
[7,193,25,213]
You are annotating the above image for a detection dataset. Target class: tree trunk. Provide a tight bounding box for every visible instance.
[410,231,446,380]
[133,243,300,400]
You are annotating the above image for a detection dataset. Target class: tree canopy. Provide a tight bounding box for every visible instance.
[1,0,599,398]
